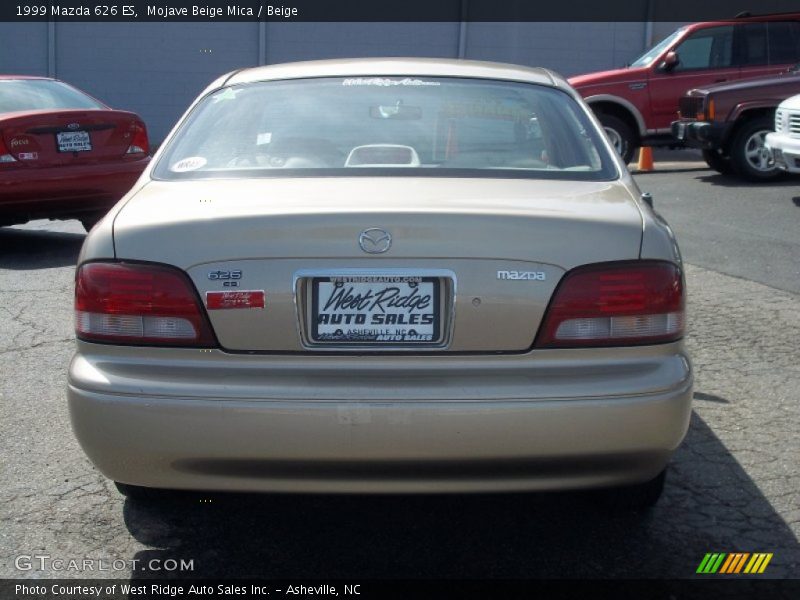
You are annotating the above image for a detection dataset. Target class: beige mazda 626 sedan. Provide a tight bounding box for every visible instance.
[68,59,692,508]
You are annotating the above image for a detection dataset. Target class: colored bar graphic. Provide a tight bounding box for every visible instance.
[738,553,749,573]
[745,554,761,574]
[697,553,727,574]
[696,553,713,574]
[733,553,750,573]
[713,554,726,573]
[720,553,743,574]
[719,554,736,574]
[744,553,774,574]
[698,552,773,575]
[758,554,773,573]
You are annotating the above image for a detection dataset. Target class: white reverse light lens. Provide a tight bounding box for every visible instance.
[554,312,684,341]
[143,316,197,339]
[76,311,196,339]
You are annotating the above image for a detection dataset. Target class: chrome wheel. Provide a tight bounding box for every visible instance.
[730,117,782,181]
[743,129,776,173]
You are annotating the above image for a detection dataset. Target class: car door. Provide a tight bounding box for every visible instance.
[648,25,739,131]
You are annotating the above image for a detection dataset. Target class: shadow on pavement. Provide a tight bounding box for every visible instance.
[693,391,730,405]
[695,173,800,189]
[630,149,707,173]
[634,166,709,175]
[122,411,799,579]
[0,226,84,270]
[651,149,704,163]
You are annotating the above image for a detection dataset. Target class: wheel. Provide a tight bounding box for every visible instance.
[599,468,666,511]
[702,149,733,175]
[729,117,782,181]
[597,113,636,164]
[79,213,104,232]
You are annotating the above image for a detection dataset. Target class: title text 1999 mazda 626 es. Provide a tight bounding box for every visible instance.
[68,59,692,508]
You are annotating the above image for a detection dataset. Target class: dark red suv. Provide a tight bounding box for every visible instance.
[569,13,800,162]
[672,67,800,180]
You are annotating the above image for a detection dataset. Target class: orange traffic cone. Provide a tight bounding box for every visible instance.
[637,146,654,171]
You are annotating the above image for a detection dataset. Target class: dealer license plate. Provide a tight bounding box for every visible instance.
[310,275,441,344]
[57,131,92,152]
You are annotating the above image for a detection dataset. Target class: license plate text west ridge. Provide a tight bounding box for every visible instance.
[57,131,92,152]
[310,276,441,344]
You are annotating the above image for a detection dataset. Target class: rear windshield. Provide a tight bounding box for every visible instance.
[0,79,104,113]
[154,77,618,181]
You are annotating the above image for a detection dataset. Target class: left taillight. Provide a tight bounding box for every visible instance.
[125,122,149,155]
[0,133,17,164]
[75,262,216,347]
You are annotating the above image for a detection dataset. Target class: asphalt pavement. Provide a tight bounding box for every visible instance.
[636,149,800,295]
[0,157,798,580]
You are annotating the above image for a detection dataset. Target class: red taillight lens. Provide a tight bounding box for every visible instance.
[535,261,685,348]
[75,262,215,347]
[126,122,149,155]
[0,133,17,164]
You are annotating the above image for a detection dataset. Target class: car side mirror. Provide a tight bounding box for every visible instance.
[659,51,679,72]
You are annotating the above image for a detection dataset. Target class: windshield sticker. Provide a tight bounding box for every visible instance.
[342,78,441,87]
[211,88,238,102]
[171,156,207,172]
[256,132,272,145]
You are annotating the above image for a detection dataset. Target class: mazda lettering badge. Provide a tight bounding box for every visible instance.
[358,228,392,254]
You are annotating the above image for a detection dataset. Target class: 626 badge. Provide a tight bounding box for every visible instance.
[208,269,242,287]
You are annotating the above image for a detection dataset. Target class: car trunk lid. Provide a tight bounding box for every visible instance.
[113,177,643,352]
[0,109,145,167]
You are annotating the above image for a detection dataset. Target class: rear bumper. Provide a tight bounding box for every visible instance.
[68,342,693,493]
[765,132,800,173]
[671,120,727,150]
[0,157,148,222]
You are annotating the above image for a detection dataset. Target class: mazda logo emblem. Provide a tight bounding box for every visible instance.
[358,228,392,254]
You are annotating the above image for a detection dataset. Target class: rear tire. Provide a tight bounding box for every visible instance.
[729,117,782,181]
[702,149,733,175]
[600,468,666,511]
[597,113,636,164]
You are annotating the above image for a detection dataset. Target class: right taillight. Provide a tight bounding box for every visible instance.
[534,261,685,348]
[125,122,149,155]
[75,262,216,347]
